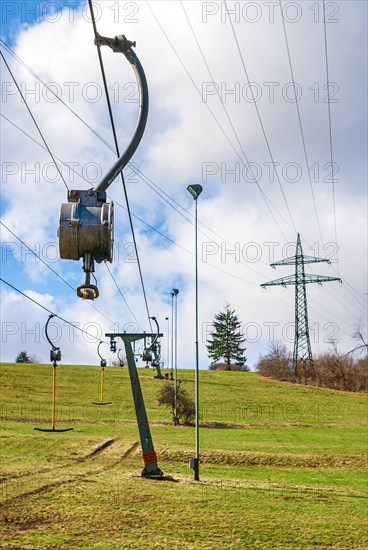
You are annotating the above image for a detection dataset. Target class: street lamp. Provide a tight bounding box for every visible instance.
[165,316,169,372]
[171,288,179,425]
[187,183,203,481]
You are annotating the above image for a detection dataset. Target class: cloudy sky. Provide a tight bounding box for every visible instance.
[0,0,367,369]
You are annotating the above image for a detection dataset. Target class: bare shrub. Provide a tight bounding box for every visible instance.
[157,380,195,425]
[255,341,293,381]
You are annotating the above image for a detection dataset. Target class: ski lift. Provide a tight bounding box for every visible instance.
[34,314,73,433]
[110,337,117,353]
[92,341,111,406]
[58,34,148,300]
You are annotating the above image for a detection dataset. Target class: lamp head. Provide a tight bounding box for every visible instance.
[172,288,179,296]
[187,184,203,200]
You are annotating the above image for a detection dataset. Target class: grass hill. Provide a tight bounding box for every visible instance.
[0,362,367,549]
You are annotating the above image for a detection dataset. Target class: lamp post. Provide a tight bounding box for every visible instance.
[165,316,169,372]
[171,288,179,425]
[187,184,203,481]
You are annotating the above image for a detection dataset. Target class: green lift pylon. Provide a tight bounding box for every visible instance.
[261,234,342,381]
[106,332,164,478]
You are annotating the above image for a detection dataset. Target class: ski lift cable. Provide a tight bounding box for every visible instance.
[0,38,287,245]
[87,0,152,331]
[1,49,364,309]
[0,277,109,344]
[104,262,143,329]
[0,113,261,287]
[0,221,117,327]
[2,111,364,318]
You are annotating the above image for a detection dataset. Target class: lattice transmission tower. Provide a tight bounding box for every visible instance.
[261,234,342,380]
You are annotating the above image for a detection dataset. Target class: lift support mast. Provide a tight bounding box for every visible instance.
[106,332,164,478]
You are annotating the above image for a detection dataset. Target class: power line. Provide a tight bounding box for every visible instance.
[0,48,69,191]
[322,0,338,254]
[2,48,364,314]
[0,112,260,287]
[224,0,296,234]
[279,0,324,244]
[88,0,152,331]
[111,198,258,285]
[146,1,290,241]
[179,2,290,247]
[1,39,288,243]
[3,105,365,316]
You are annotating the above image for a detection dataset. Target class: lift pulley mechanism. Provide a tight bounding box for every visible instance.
[58,33,149,300]
[110,337,117,353]
[92,341,111,406]
[34,315,73,433]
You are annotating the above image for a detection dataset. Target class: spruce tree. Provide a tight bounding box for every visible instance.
[15,350,31,363]
[206,304,247,369]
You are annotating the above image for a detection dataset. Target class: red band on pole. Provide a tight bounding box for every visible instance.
[143,451,157,465]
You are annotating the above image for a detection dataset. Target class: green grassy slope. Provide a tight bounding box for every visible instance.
[0,363,367,549]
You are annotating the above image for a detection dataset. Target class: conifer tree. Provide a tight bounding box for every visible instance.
[15,350,31,363]
[206,304,247,369]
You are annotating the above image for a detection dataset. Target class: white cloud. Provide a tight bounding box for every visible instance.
[1,1,367,369]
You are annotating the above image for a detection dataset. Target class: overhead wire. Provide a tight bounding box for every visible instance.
[87,0,152,331]
[0,95,282,283]
[1,8,362,361]
[0,112,262,287]
[279,0,324,245]
[104,263,143,328]
[225,0,297,233]
[0,221,117,327]
[0,48,69,191]
[223,0,296,234]
[1,36,364,319]
[2,107,364,325]
[322,0,338,256]
[0,38,115,153]
[179,0,289,242]
[0,277,108,344]
[145,1,291,242]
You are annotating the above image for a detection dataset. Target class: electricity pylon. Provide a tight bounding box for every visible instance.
[261,234,342,380]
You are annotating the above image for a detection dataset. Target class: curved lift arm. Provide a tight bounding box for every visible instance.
[97,341,107,367]
[45,314,61,363]
[93,33,149,193]
[58,33,149,300]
